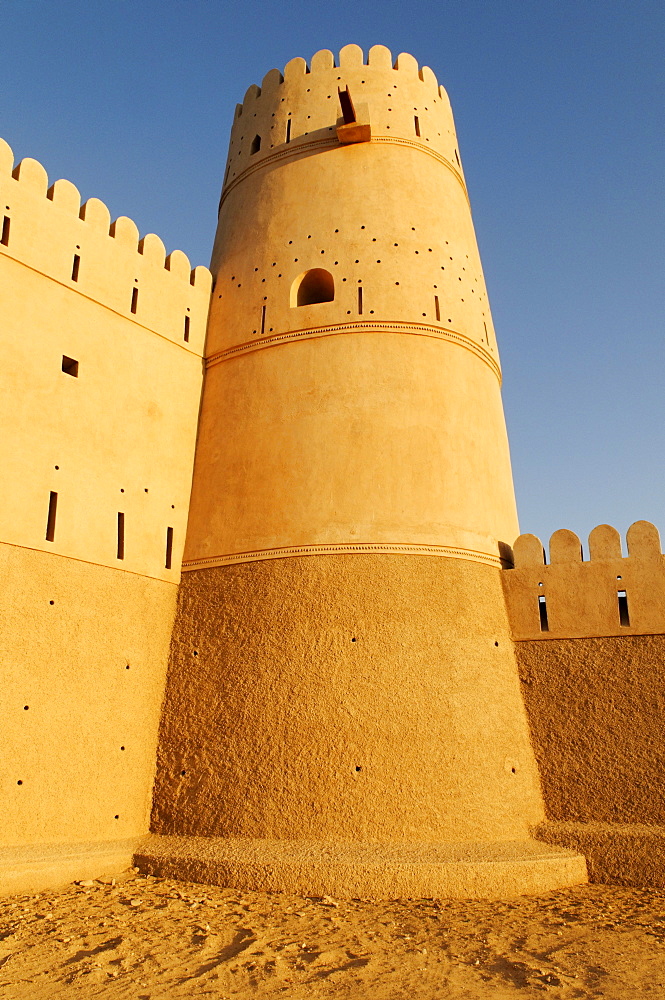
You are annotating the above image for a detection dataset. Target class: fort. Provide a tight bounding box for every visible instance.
[1,43,664,899]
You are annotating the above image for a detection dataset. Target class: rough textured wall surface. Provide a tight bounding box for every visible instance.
[152,554,545,843]
[517,636,665,824]
[1,543,176,847]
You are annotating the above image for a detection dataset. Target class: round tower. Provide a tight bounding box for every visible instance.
[147,45,586,897]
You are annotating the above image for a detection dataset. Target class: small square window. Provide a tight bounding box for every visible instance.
[62,355,79,377]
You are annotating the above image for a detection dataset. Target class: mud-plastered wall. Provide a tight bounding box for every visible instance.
[184,45,517,570]
[503,522,665,824]
[0,137,211,889]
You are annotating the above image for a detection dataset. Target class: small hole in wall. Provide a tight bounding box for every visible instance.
[120,746,125,751]
[181,770,186,776]
[193,650,198,656]
[17,780,23,786]
[355,766,362,772]
[351,637,356,642]
[23,705,29,710]
[125,665,130,670]
[494,641,499,647]
[617,575,622,580]
[511,767,516,774]
[114,815,119,819]
[49,600,54,605]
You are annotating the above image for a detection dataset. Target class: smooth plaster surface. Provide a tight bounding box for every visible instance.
[185,44,518,570]
[0,544,176,851]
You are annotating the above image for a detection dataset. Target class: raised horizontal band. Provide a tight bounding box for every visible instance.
[182,541,505,571]
[206,320,501,381]
[220,133,468,209]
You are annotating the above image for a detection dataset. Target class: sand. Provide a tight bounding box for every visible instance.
[1,871,665,998]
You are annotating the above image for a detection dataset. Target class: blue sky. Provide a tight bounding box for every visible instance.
[2,0,663,552]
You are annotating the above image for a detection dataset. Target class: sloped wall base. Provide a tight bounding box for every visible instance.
[535,821,665,888]
[0,839,140,895]
[134,834,587,900]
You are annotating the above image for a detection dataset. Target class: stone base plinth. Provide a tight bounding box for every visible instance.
[134,834,587,900]
[0,839,140,895]
[535,821,665,888]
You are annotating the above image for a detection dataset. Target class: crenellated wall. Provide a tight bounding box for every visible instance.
[503,521,665,640]
[0,136,211,891]
[208,44,496,367]
[503,521,665,833]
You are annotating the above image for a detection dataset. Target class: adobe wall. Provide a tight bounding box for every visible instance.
[152,554,545,843]
[0,137,211,891]
[186,44,518,570]
[503,522,665,825]
[144,49,590,901]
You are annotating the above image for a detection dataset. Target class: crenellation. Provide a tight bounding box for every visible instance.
[47,177,80,212]
[139,232,167,266]
[0,147,211,352]
[627,519,661,559]
[12,156,49,194]
[79,195,111,229]
[311,48,334,72]
[224,46,461,186]
[589,523,622,560]
[504,522,665,640]
[550,527,583,563]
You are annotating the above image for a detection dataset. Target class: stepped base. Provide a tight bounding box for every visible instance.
[535,821,665,888]
[0,838,140,895]
[134,834,587,900]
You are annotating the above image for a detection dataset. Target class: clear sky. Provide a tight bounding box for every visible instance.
[2,0,663,552]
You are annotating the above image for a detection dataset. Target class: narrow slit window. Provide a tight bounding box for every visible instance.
[414,116,420,137]
[62,355,79,377]
[358,286,363,314]
[454,148,460,166]
[71,254,80,282]
[130,287,138,314]
[165,527,174,569]
[45,492,58,542]
[618,590,630,627]
[117,512,125,560]
[286,119,291,143]
[538,594,549,632]
[434,295,440,321]
[260,304,266,335]
[183,315,190,342]
[1,215,9,246]
[250,134,261,155]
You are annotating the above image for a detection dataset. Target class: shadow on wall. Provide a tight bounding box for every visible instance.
[502,520,665,826]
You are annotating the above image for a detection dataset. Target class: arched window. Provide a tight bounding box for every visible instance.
[292,268,335,307]
[250,134,261,155]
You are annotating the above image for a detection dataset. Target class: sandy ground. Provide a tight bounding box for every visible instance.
[1,871,665,999]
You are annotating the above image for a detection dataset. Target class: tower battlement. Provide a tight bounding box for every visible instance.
[223,45,459,193]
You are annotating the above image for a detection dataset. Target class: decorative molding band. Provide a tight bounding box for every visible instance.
[206,320,501,381]
[182,541,505,571]
[220,134,468,210]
